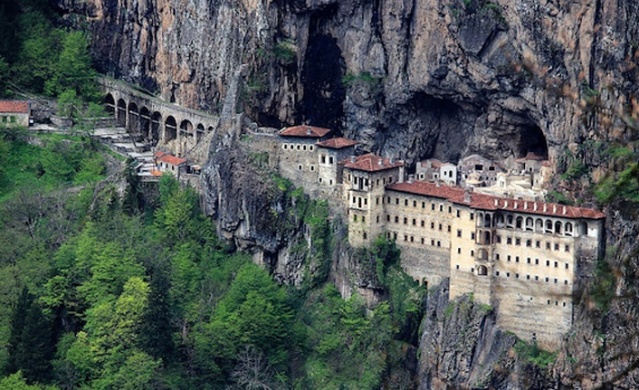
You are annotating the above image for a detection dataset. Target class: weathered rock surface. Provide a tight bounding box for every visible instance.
[55,0,639,387]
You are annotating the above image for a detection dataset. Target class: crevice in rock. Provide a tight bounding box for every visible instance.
[299,5,345,131]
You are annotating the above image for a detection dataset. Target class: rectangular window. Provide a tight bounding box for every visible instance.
[404,235,408,241]
[421,238,425,244]
[495,254,500,260]
[496,235,502,243]
[395,198,399,205]
[457,248,461,254]
[565,245,570,252]
[403,217,408,225]
[438,223,442,231]
[516,256,520,263]
[412,219,416,226]
[515,238,521,246]
[404,199,408,206]
[535,259,539,265]
[546,260,550,266]
[410,236,414,242]
[376,216,380,223]
[507,255,511,262]
[456,210,460,218]
[439,205,443,212]
[527,258,531,264]
[363,232,367,240]
[507,237,512,245]
[387,215,390,222]
[554,261,558,268]
[554,243,560,251]
[526,239,532,247]
[536,240,541,248]
[448,206,452,213]
[431,203,435,211]
[329,156,334,164]
[457,265,460,270]
[421,221,425,227]
[565,263,569,269]
[437,241,441,247]
[470,213,474,220]
[471,232,475,240]
[495,271,500,276]
[546,242,551,250]
[413,200,417,207]
[457,229,462,238]
[395,216,399,223]
[431,239,435,246]
[431,222,435,229]
[376,197,380,205]
[9,116,16,123]
[422,202,426,208]
[447,225,451,232]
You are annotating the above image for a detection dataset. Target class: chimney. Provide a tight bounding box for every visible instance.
[306,126,312,135]
[436,179,441,187]
[514,202,518,209]
[504,200,508,208]
[534,202,538,211]
[562,206,567,215]
[494,198,499,207]
[543,204,547,212]
[378,158,383,166]
[408,174,415,183]
[350,155,356,163]
[463,189,471,203]
[389,157,394,164]
[553,204,557,213]
[524,201,528,210]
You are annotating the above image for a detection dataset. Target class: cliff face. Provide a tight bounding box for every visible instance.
[58,0,638,165]
[55,0,639,387]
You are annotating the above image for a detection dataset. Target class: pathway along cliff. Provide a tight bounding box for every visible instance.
[56,0,639,388]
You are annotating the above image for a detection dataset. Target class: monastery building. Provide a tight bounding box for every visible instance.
[271,125,605,350]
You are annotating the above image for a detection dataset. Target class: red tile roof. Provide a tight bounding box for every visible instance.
[155,151,186,166]
[388,181,605,220]
[0,100,29,114]
[343,153,404,172]
[279,125,331,138]
[316,137,358,149]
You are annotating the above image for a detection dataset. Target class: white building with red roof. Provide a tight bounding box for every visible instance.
[0,100,30,127]
[153,151,187,176]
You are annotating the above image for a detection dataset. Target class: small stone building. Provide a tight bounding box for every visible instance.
[416,159,457,185]
[0,100,30,127]
[277,125,331,191]
[458,154,503,187]
[154,151,187,176]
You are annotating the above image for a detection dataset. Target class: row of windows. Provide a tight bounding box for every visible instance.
[385,197,460,215]
[498,255,570,269]
[386,232,445,247]
[455,265,572,286]
[385,215,451,231]
[497,236,571,252]
[479,213,585,238]
[1,115,17,123]
[283,143,314,151]
[297,164,315,172]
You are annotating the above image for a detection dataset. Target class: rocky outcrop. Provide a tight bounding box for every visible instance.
[58,0,638,167]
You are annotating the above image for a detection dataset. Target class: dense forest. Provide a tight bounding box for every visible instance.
[0,1,425,389]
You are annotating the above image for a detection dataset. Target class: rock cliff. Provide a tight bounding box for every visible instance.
[55,0,639,387]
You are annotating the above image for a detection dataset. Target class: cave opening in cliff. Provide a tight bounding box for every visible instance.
[518,124,548,159]
[300,6,345,132]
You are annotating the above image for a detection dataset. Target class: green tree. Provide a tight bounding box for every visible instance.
[6,288,55,383]
[45,31,97,100]
[139,266,175,363]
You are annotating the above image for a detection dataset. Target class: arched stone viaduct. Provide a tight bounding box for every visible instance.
[99,77,219,156]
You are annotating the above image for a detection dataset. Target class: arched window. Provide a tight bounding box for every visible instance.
[478,265,488,276]
[507,215,514,228]
[485,214,492,228]
[478,248,489,260]
[495,213,504,227]
[516,216,523,229]
[580,221,588,236]
[478,213,484,227]
[484,231,491,245]
[545,220,553,233]
[535,218,543,232]
[555,221,562,234]
[565,222,573,236]
[525,217,533,231]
